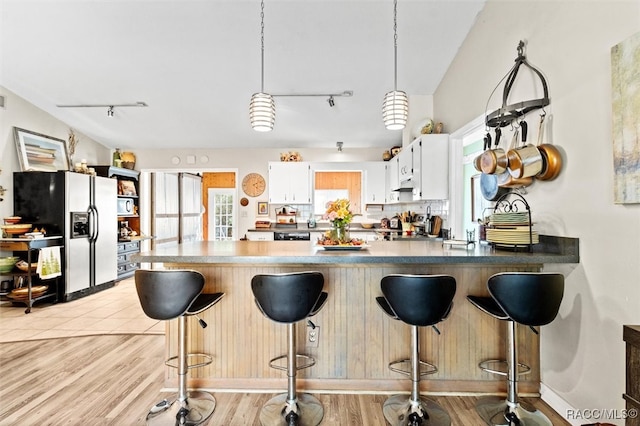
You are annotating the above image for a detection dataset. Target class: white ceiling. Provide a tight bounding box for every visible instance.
[1,0,485,151]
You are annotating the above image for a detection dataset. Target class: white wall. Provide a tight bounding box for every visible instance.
[0,86,111,219]
[435,1,640,423]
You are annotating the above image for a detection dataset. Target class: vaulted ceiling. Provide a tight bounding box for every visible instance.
[1,0,485,150]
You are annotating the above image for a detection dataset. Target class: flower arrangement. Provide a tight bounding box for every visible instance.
[323,198,353,227]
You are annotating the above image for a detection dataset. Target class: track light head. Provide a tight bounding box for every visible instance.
[107,106,114,117]
[327,96,335,107]
[336,141,343,152]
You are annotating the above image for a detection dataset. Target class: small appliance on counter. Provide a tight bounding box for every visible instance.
[119,221,132,241]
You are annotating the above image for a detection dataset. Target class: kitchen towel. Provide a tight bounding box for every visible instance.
[37,247,62,280]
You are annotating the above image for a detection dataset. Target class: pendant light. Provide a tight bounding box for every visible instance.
[250,0,275,132]
[382,0,408,130]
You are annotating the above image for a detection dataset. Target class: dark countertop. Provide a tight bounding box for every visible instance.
[134,235,579,265]
[249,226,383,232]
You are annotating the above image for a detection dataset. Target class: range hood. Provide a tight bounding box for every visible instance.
[393,179,414,191]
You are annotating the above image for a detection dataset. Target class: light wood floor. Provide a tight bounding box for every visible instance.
[0,334,569,426]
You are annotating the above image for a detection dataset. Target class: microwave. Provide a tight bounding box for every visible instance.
[117,198,135,215]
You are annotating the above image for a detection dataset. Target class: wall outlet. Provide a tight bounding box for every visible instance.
[306,326,320,348]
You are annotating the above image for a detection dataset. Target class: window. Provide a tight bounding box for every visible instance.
[208,189,235,240]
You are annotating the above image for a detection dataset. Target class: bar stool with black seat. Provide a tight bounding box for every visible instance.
[467,272,564,426]
[376,274,457,426]
[251,271,327,426]
[135,269,225,426]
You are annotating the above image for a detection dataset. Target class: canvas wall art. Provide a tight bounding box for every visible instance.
[611,31,640,204]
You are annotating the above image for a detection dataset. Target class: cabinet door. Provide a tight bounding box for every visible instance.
[398,147,413,183]
[268,162,311,204]
[419,134,449,200]
[246,231,275,241]
[288,162,311,203]
[412,141,422,201]
[364,162,387,204]
[386,157,399,203]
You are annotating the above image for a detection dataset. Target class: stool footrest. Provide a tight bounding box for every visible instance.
[388,359,437,377]
[479,359,531,377]
[269,354,316,372]
[165,353,213,370]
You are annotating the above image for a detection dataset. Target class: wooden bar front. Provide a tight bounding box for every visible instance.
[135,239,579,396]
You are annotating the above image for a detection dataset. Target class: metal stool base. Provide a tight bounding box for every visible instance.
[146,391,215,426]
[479,359,531,377]
[475,396,552,426]
[259,393,324,426]
[383,394,451,426]
[389,359,438,378]
[165,353,213,370]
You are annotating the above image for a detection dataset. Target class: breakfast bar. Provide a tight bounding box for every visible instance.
[134,236,579,395]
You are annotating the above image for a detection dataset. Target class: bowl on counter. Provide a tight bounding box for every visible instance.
[361,223,375,229]
[0,257,19,273]
[1,224,32,236]
[3,216,22,225]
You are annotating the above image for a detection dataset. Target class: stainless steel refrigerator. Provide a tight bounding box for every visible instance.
[14,171,117,301]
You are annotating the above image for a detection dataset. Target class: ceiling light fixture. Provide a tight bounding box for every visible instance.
[382,0,408,130]
[249,0,275,132]
[336,141,343,152]
[328,96,335,107]
[57,101,148,119]
[57,101,148,108]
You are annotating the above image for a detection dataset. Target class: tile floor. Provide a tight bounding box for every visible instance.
[0,278,163,342]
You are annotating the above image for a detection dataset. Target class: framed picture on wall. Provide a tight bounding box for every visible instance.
[257,202,268,216]
[14,127,70,172]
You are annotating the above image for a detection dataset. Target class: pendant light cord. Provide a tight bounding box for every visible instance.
[393,0,398,91]
[260,0,265,93]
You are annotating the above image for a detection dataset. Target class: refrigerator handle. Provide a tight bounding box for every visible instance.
[89,205,99,242]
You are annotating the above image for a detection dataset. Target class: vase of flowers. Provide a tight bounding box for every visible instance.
[323,198,353,244]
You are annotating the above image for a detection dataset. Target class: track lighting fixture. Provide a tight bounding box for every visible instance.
[56,101,148,119]
[336,141,343,152]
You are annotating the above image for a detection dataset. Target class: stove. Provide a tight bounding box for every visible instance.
[273,231,311,241]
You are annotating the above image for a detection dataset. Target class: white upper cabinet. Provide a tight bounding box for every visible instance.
[386,156,400,203]
[397,146,414,184]
[363,162,387,204]
[413,134,449,200]
[268,162,312,204]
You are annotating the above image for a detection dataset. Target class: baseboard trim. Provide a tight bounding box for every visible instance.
[541,382,577,425]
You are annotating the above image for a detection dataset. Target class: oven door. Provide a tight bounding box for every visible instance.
[274,232,310,241]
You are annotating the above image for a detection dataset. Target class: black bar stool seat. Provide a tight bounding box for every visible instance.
[377,274,457,426]
[467,272,564,426]
[251,271,327,426]
[135,269,224,426]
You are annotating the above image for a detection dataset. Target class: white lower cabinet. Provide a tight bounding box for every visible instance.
[246,231,275,241]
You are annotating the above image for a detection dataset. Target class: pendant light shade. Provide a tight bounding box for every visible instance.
[250,0,275,132]
[383,0,408,130]
[250,92,275,132]
[382,90,408,130]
